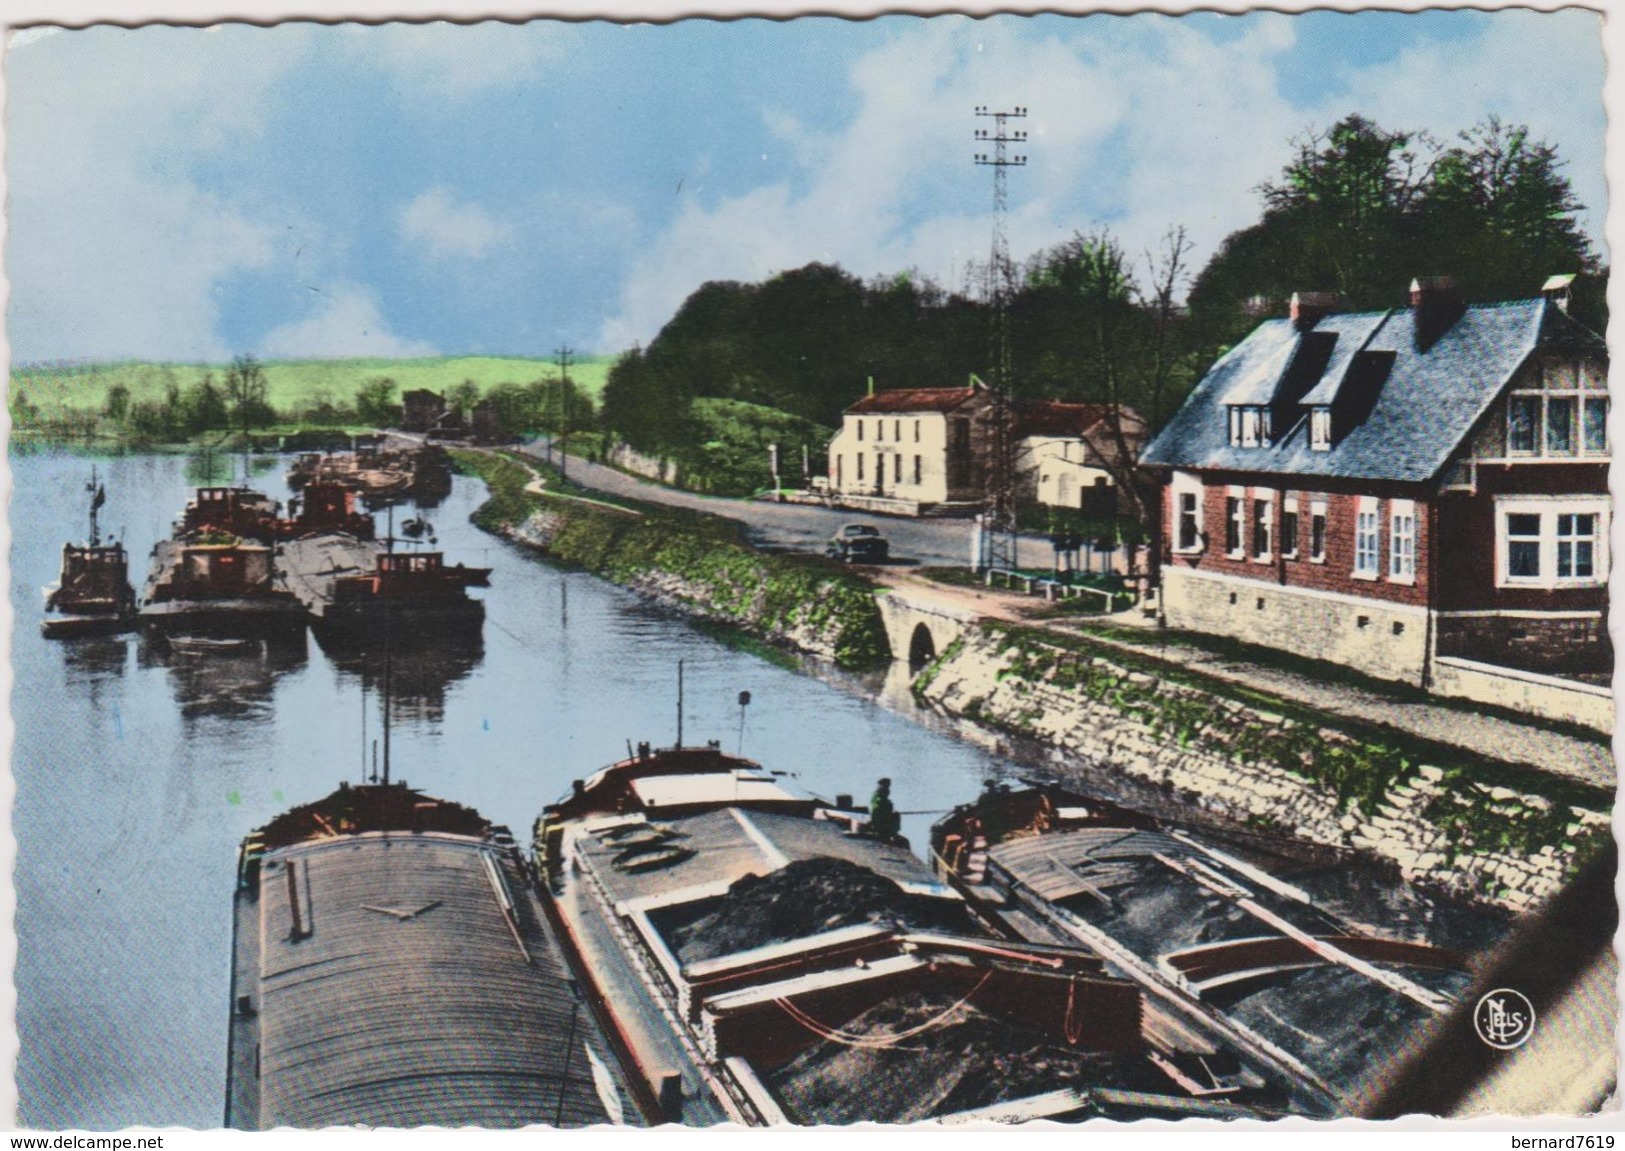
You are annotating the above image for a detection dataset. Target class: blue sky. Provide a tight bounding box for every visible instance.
[4,7,1606,364]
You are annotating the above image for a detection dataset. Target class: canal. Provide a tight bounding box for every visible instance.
[10,450,1006,1128]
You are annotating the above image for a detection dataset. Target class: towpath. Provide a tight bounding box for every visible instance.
[499,439,1612,791]
[517,437,1069,570]
[871,570,1614,791]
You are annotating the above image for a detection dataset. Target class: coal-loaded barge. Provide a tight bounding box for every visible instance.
[532,741,1312,1124]
[929,785,1472,1108]
[227,780,632,1128]
[134,482,486,645]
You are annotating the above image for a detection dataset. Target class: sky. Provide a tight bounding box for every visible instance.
[2,6,1608,365]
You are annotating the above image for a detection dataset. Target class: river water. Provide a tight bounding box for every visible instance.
[11,450,1509,1129]
[10,450,1010,1129]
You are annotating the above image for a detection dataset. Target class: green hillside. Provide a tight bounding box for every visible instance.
[12,355,613,417]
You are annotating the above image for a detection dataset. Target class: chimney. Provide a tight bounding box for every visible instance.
[1410,276,1465,347]
[1542,273,1576,314]
[1290,291,1340,329]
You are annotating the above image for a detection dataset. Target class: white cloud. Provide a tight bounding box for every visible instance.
[598,10,1603,353]
[337,20,562,102]
[256,285,438,359]
[6,25,313,361]
[398,189,510,260]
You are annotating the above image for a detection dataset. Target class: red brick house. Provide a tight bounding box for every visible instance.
[1140,278,1609,722]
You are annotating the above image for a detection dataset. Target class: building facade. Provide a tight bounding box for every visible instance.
[827,383,1145,517]
[1015,401,1148,515]
[826,383,993,509]
[1141,280,1609,706]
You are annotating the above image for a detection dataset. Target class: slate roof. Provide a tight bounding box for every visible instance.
[847,386,982,414]
[1141,298,1605,483]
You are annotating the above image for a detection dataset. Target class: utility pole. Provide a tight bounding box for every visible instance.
[554,345,575,484]
[973,104,1028,574]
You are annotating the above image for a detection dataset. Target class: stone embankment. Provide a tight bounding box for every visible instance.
[460,450,888,670]
[915,624,1609,913]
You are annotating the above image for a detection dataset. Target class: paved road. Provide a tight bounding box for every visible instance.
[517,438,1610,787]
[520,437,1081,571]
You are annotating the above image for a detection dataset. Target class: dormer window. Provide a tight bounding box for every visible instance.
[1310,407,1332,451]
[1228,406,1270,447]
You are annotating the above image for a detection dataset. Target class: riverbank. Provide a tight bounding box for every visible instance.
[454,450,889,669]
[913,622,1610,913]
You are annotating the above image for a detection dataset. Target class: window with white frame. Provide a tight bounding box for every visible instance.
[1309,498,1327,562]
[1229,406,1270,447]
[1282,496,1300,558]
[1354,496,1380,578]
[1496,497,1611,587]
[1507,358,1609,459]
[1310,408,1332,451]
[1389,499,1416,582]
[1171,473,1203,553]
[1225,489,1245,556]
[1252,494,1273,560]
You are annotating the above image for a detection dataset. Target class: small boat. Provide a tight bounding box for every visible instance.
[42,470,137,638]
[533,739,1292,1125]
[165,635,263,657]
[930,783,1471,1112]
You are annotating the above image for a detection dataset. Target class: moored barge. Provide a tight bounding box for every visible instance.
[533,742,1301,1124]
[138,534,307,639]
[228,780,631,1128]
[930,784,1471,1110]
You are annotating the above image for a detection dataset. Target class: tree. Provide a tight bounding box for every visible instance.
[1189,113,1605,361]
[354,376,398,427]
[222,354,274,433]
[183,372,228,435]
[449,379,481,419]
[103,383,131,423]
[1418,116,1599,316]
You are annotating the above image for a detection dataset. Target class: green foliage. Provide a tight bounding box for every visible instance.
[354,376,398,426]
[11,355,614,435]
[1189,113,1605,355]
[455,449,888,669]
[983,626,1586,858]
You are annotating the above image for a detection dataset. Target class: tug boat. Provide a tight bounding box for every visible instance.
[930,784,1472,1111]
[42,470,137,638]
[532,740,1300,1125]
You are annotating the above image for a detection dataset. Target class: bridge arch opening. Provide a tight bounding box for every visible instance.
[908,622,937,670]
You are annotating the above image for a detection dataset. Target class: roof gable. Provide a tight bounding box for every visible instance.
[1141,297,1601,483]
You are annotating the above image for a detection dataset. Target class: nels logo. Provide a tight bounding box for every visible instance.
[1474,988,1536,1050]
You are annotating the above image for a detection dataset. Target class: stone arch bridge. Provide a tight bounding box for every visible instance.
[875,588,981,670]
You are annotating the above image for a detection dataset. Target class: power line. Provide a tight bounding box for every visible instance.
[973,104,1029,574]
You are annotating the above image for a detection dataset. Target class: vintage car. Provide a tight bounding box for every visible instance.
[825,523,890,563]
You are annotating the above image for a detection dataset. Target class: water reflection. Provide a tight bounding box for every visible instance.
[316,631,485,725]
[59,634,130,684]
[137,630,309,722]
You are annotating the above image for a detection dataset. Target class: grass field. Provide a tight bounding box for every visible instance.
[11,354,614,416]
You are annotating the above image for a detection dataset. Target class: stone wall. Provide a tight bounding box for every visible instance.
[497,501,888,669]
[915,626,1607,913]
[604,442,681,486]
[1163,566,1429,685]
